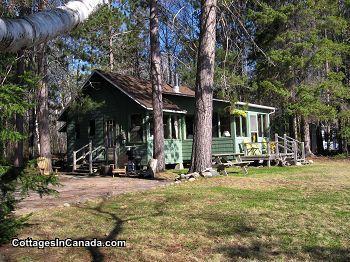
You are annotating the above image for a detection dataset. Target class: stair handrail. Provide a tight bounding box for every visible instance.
[73,142,90,171]
[74,143,89,155]
[92,146,106,162]
[73,140,93,172]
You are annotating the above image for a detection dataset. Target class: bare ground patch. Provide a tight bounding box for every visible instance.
[16,174,171,215]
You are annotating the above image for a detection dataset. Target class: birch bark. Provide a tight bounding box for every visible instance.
[0,0,108,52]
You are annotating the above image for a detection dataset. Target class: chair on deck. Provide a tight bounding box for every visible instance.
[243,138,261,156]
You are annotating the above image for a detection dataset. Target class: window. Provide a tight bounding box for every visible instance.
[220,115,231,137]
[185,115,194,139]
[75,122,80,140]
[88,119,95,137]
[250,115,258,142]
[129,114,143,142]
[242,116,247,137]
[234,115,247,137]
[172,116,180,139]
[163,115,171,139]
[212,113,219,137]
[235,116,241,137]
[258,114,263,137]
[258,114,269,137]
[106,120,115,147]
[163,115,181,139]
[263,115,269,136]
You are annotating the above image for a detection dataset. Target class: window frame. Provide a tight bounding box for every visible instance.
[88,119,96,138]
[234,114,248,137]
[129,114,144,143]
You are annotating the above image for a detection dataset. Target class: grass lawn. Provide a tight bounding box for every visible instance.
[2,159,350,261]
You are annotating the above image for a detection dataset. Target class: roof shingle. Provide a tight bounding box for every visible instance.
[96,70,194,112]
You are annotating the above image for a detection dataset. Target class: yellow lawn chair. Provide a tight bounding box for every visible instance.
[243,138,261,156]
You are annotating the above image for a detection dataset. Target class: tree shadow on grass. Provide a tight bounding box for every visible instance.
[303,246,350,261]
[217,241,280,260]
[76,200,123,262]
[75,196,168,262]
[217,244,350,261]
[196,211,350,261]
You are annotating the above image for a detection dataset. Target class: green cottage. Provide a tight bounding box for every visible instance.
[58,70,275,172]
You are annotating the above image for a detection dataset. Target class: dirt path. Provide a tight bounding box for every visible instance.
[16,174,170,214]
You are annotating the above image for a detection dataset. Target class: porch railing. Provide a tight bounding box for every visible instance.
[73,141,118,174]
[241,133,305,165]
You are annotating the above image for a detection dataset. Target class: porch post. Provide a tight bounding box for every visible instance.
[267,142,271,167]
[218,113,221,138]
[293,141,298,165]
[182,116,187,139]
[89,140,93,174]
[173,115,179,139]
[73,151,76,171]
[301,142,305,160]
[167,115,172,139]
[114,145,118,168]
[275,133,280,156]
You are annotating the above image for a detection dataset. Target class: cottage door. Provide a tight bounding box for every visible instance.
[105,120,115,148]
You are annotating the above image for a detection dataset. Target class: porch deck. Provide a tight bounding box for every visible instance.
[240,134,306,166]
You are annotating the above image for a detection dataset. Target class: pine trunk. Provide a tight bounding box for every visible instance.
[302,117,313,156]
[289,115,298,139]
[150,0,165,172]
[14,50,25,167]
[316,123,324,155]
[190,0,217,173]
[37,44,52,172]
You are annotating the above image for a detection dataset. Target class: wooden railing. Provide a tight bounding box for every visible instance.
[73,141,119,174]
[73,141,91,172]
[275,134,305,164]
[241,133,306,166]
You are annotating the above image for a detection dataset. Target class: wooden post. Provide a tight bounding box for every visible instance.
[73,151,76,171]
[167,115,172,139]
[275,133,279,155]
[301,142,305,161]
[283,133,287,154]
[89,140,93,174]
[182,116,186,139]
[267,142,271,167]
[293,141,298,165]
[105,146,108,164]
[114,146,118,168]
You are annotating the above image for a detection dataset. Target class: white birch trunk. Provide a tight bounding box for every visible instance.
[0,0,108,52]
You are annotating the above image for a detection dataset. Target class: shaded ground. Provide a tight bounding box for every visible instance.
[1,159,350,261]
[16,174,170,215]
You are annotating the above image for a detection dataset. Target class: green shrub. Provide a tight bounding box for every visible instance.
[0,160,59,244]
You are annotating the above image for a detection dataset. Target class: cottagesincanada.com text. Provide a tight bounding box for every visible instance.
[11,237,126,249]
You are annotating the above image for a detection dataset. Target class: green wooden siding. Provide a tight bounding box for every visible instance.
[182,137,235,161]
[64,73,274,166]
[147,139,183,164]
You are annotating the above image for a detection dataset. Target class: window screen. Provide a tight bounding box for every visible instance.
[235,116,241,137]
[250,115,258,132]
[242,116,247,137]
[130,114,143,142]
[185,115,194,139]
[258,114,263,137]
[212,113,219,137]
[89,120,95,137]
[220,115,231,137]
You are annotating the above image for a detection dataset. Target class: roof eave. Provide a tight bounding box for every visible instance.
[235,102,276,111]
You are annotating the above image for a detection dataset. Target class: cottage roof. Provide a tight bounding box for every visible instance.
[95,70,195,112]
[58,70,275,122]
